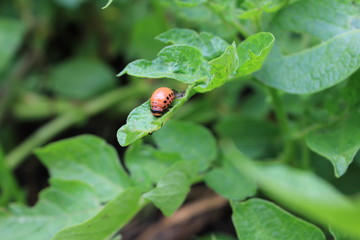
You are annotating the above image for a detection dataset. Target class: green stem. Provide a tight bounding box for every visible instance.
[300,140,310,169]
[6,83,149,170]
[267,87,294,163]
[254,11,262,32]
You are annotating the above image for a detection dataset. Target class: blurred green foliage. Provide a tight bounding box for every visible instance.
[0,0,360,239]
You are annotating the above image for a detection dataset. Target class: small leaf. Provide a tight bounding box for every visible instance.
[0,17,25,75]
[156,28,229,59]
[117,86,195,146]
[53,188,142,240]
[306,112,360,177]
[194,42,238,93]
[236,32,275,76]
[231,198,326,240]
[205,161,257,200]
[153,121,217,171]
[49,58,116,99]
[117,45,211,84]
[143,161,195,216]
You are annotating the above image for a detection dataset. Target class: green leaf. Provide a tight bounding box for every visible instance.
[306,112,360,177]
[143,161,195,216]
[124,140,182,191]
[205,161,256,200]
[156,28,229,59]
[256,0,360,94]
[0,179,101,240]
[222,142,360,238]
[117,86,194,146]
[117,45,211,84]
[52,188,142,240]
[215,116,279,158]
[49,58,116,100]
[0,135,135,240]
[36,135,132,202]
[194,42,238,93]
[236,32,275,76]
[256,30,360,93]
[272,0,359,41]
[330,226,360,240]
[0,17,25,75]
[153,121,217,171]
[231,198,325,240]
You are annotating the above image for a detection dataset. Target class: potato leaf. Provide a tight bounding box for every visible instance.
[52,188,142,240]
[194,42,238,93]
[117,45,211,84]
[0,135,137,240]
[124,140,183,191]
[222,142,360,238]
[231,199,325,240]
[205,161,257,200]
[156,28,229,60]
[153,121,217,171]
[236,32,275,77]
[256,0,360,93]
[143,161,195,216]
[306,112,360,177]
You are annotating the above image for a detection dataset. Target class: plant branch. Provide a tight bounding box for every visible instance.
[5,83,149,170]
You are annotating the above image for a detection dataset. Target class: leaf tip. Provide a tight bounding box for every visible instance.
[116,69,126,77]
[101,0,113,9]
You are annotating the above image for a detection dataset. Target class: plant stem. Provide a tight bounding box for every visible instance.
[300,140,310,169]
[6,83,149,170]
[267,87,294,163]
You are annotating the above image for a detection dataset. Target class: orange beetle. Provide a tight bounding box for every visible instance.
[150,87,175,117]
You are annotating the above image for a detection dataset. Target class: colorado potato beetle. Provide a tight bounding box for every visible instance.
[150,87,175,117]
